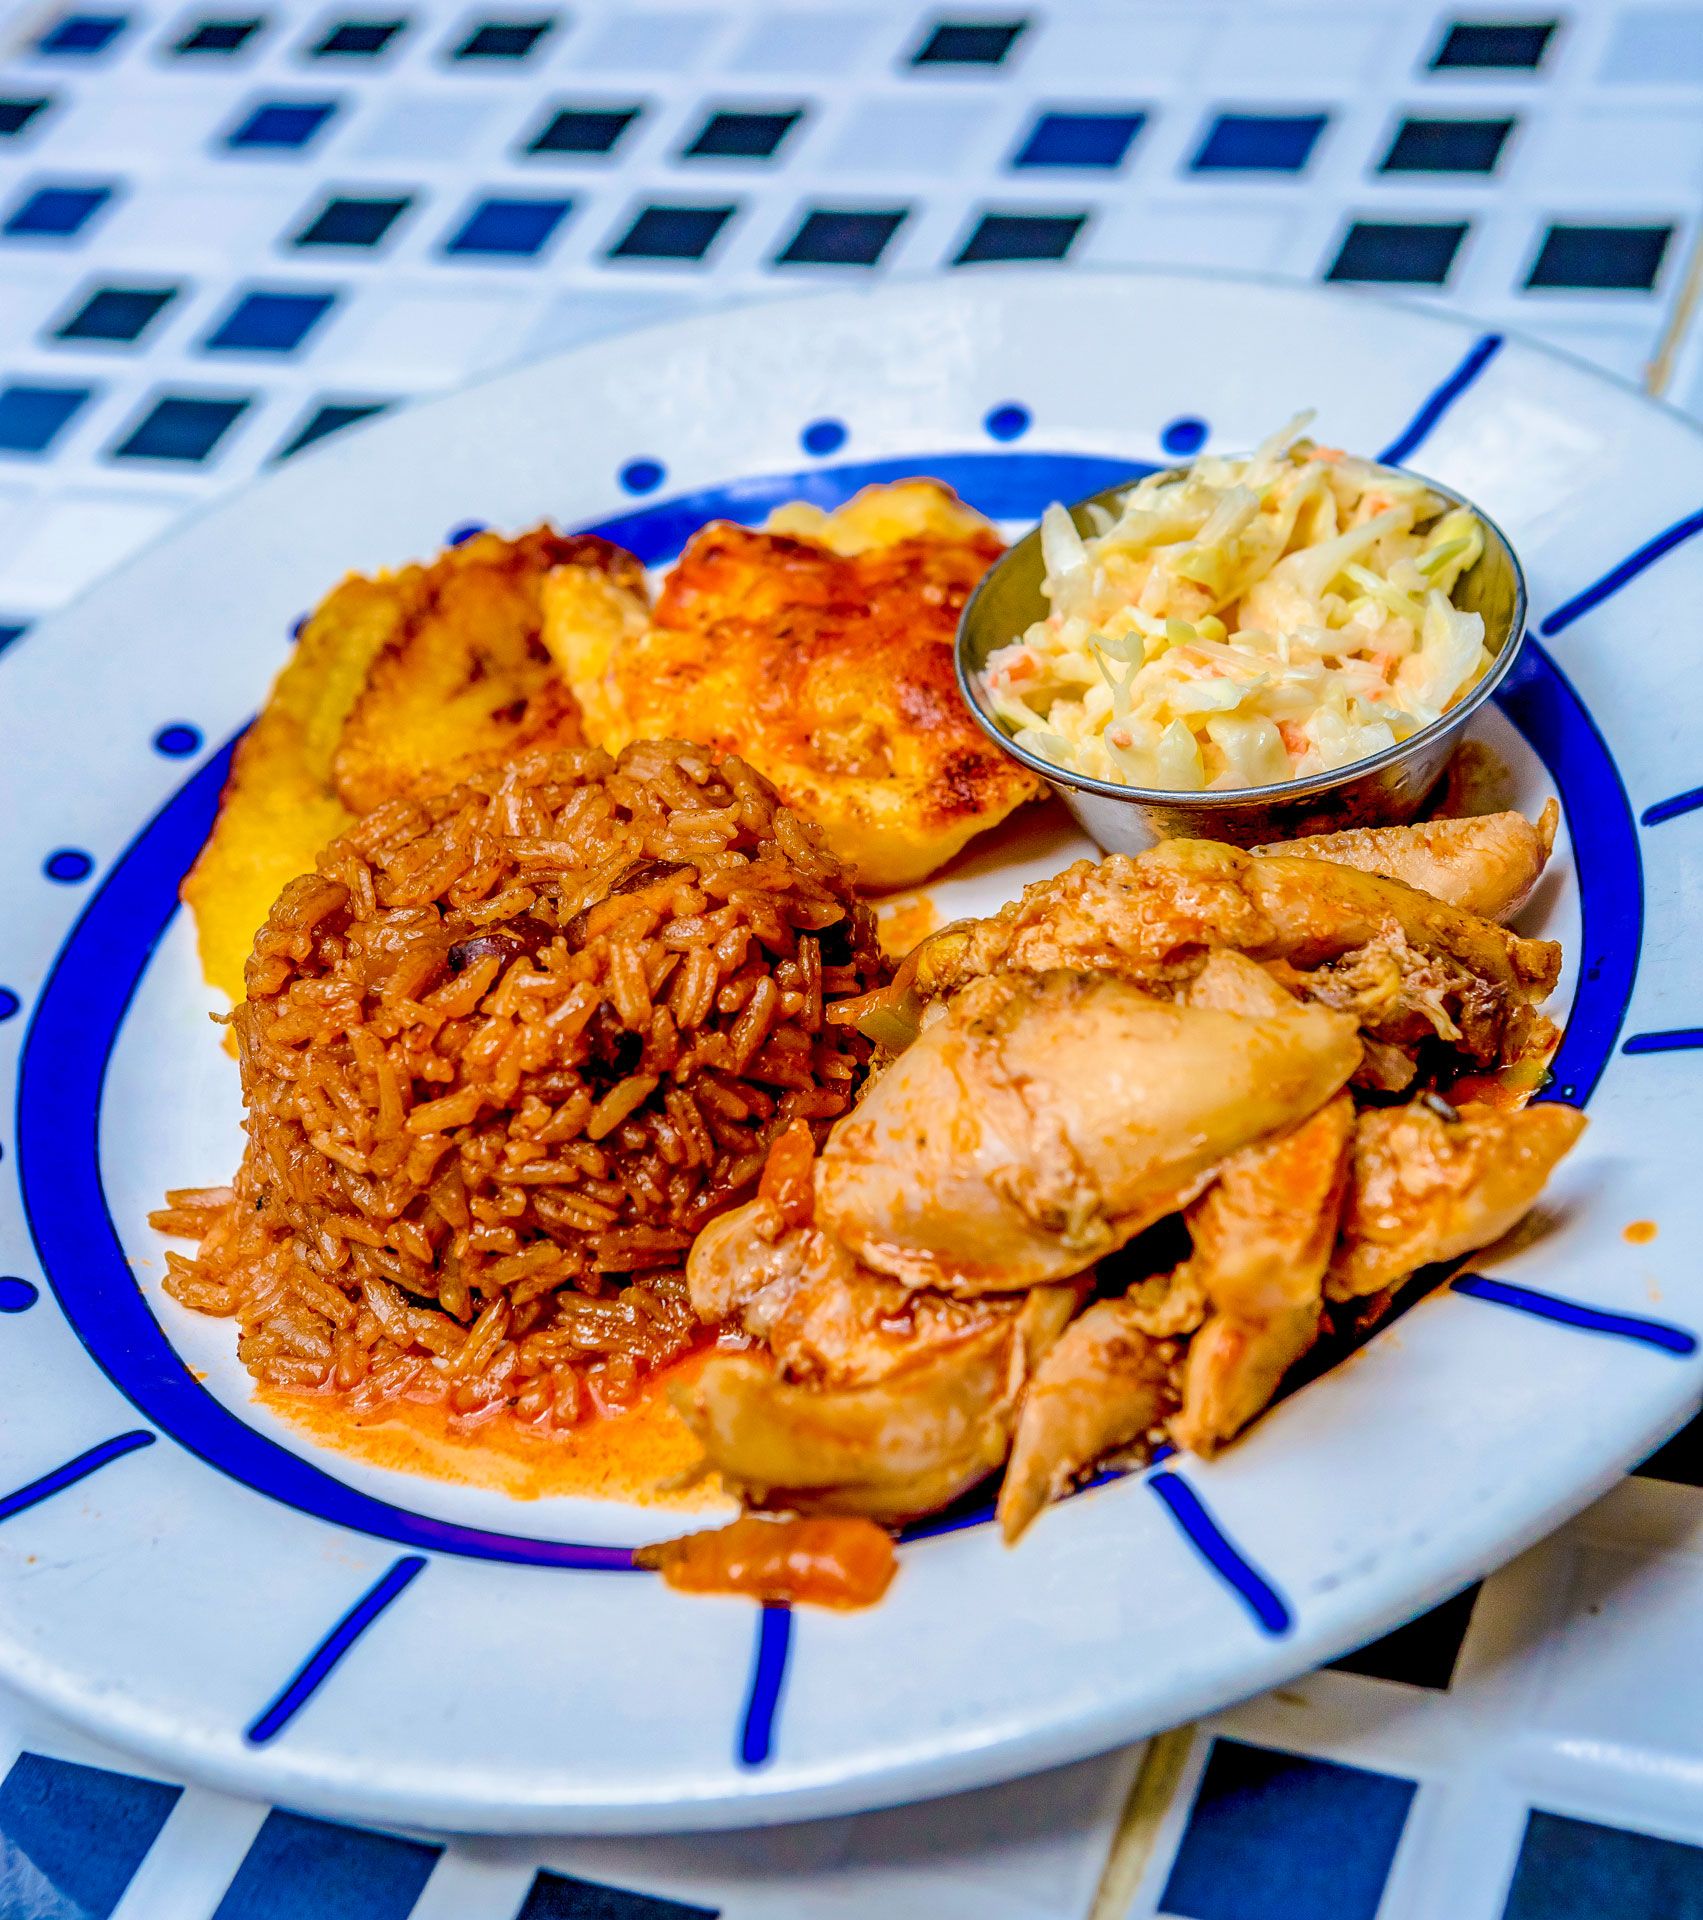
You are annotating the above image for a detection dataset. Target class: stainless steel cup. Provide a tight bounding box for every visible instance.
[955,464,1527,853]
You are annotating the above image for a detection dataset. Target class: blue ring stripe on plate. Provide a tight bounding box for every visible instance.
[1495,638,1640,1109]
[0,1430,155,1524]
[1540,505,1703,637]
[1641,785,1703,827]
[1452,1273,1698,1356]
[1622,1028,1703,1055]
[738,1604,792,1767]
[247,1555,428,1744]
[1376,332,1502,467]
[1147,1472,1292,1634]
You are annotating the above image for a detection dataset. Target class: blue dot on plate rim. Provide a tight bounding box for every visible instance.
[0,1277,37,1313]
[0,988,18,1022]
[801,418,847,457]
[983,403,1030,442]
[446,520,487,546]
[153,723,201,758]
[1160,416,1208,456]
[44,849,93,884]
[620,459,665,496]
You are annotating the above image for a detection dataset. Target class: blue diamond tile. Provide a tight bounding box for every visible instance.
[444,195,572,256]
[0,1752,180,1920]
[203,288,335,353]
[36,12,127,55]
[210,1809,440,1920]
[1192,112,1328,172]
[0,97,54,137]
[294,192,411,247]
[176,17,265,53]
[1526,222,1672,290]
[1326,219,1468,284]
[54,283,177,343]
[452,17,555,59]
[955,209,1084,263]
[910,19,1027,65]
[312,18,405,56]
[776,206,905,265]
[526,105,641,156]
[112,394,251,462]
[1380,115,1514,173]
[608,203,734,261]
[1330,1582,1481,1689]
[0,382,92,453]
[1430,19,1557,69]
[274,398,389,460]
[684,109,802,159]
[1013,109,1144,169]
[225,100,338,150]
[1160,1739,1416,1920]
[3,182,115,238]
[1503,1810,1703,1919]
[516,1868,717,1919]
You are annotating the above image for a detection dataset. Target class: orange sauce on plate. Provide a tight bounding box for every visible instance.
[259,1346,726,1510]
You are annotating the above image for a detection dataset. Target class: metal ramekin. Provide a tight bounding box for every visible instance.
[955,463,1527,853]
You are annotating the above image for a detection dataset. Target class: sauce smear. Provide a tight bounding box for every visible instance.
[637,1513,898,1609]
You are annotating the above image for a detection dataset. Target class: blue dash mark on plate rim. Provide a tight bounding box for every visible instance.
[1453,1273,1698,1356]
[1540,505,1703,637]
[1376,331,1502,467]
[247,1554,428,1743]
[1641,785,1703,827]
[0,1430,155,1524]
[738,1603,792,1767]
[1147,1471,1292,1634]
[1622,1028,1703,1055]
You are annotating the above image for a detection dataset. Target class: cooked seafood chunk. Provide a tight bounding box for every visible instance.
[913,838,1559,1071]
[1327,1100,1586,1299]
[1257,802,1559,925]
[687,1196,1003,1388]
[1170,1093,1354,1455]
[916,837,1558,1001]
[547,481,1041,889]
[1184,946,1297,1019]
[674,1285,1080,1523]
[999,1301,1178,1542]
[817,968,1360,1290]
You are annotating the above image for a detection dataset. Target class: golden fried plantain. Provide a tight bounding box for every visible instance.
[546,481,1043,890]
[183,527,645,1008]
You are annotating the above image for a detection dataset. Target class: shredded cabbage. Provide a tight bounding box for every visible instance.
[979,419,1492,792]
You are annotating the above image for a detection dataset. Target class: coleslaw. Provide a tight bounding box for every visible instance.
[980,416,1492,792]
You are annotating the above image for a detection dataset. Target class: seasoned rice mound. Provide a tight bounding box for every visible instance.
[159,741,884,1428]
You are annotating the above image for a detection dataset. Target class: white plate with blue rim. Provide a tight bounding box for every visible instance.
[2,270,1701,1834]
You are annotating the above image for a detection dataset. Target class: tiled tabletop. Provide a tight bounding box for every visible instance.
[3,2,1703,1916]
